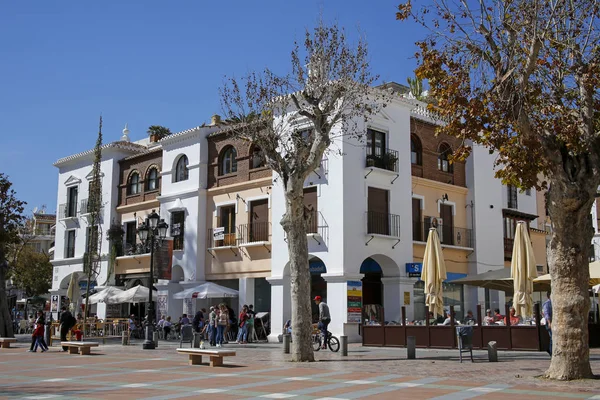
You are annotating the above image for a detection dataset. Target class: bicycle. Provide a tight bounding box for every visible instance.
[312,329,340,352]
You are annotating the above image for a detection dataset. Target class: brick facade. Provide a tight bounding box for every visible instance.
[410,118,466,187]
[207,133,272,189]
[118,149,162,206]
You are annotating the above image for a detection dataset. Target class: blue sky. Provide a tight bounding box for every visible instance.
[0,0,424,214]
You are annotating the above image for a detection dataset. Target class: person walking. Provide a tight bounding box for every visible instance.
[33,311,48,352]
[543,291,553,355]
[313,296,331,349]
[216,304,229,348]
[208,306,217,346]
[59,306,75,351]
[236,305,249,344]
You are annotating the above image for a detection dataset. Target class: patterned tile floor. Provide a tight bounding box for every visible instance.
[0,337,599,399]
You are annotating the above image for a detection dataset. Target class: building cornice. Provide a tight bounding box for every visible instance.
[157,188,202,202]
[116,199,160,214]
[54,141,147,167]
[207,177,272,195]
[411,176,469,195]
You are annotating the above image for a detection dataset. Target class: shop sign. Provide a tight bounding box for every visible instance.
[406,263,422,278]
[213,227,225,241]
[309,260,326,274]
[347,280,362,323]
[79,280,97,290]
[51,295,59,312]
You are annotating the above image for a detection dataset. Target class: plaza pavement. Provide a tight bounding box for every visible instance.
[1,334,599,399]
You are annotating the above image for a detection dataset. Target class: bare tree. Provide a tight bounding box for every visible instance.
[397,0,600,379]
[219,21,388,361]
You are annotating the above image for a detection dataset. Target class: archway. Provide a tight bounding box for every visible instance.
[309,256,327,323]
[171,265,184,282]
[360,257,383,306]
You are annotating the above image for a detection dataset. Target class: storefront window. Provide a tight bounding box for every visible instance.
[412,281,465,322]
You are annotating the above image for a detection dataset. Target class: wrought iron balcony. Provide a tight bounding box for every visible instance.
[237,222,271,245]
[207,227,237,249]
[366,211,401,238]
[58,202,78,219]
[413,217,473,248]
[365,148,399,172]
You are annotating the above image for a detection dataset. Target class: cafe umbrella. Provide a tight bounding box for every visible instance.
[511,221,537,317]
[88,286,125,304]
[421,228,447,318]
[173,282,239,299]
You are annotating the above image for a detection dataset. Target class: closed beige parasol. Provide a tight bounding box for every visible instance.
[421,228,447,318]
[511,221,537,317]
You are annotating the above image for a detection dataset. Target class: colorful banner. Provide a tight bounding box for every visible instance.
[347,280,363,323]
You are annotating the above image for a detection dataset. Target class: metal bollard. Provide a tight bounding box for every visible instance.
[153,331,159,348]
[487,341,498,362]
[407,336,416,359]
[122,331,129,346]
[283,334,291,354]
[193,333,201,348]
[44,325,51,347]
[340,335,348,356]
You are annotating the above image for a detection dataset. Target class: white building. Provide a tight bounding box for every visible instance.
[51,129,147,317]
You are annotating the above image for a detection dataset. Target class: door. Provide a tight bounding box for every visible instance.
[368,187,389,235]
[249,199,269,242]
[440,204,453,245]
[220,206,236,246]
[67,186,78,217]
[412,198,422,241]
[303,187,318,233]
[366,129,386,168]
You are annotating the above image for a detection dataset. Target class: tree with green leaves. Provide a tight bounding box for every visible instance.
[83,117,104,320]
[10,246,52,298]
[397,0,600,380]
[0,173,26,337]
[220,21,388,361]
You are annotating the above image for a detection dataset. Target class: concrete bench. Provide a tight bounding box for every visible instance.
[61,341,99,355]
[0,338,17,348]
[176,348,236,367]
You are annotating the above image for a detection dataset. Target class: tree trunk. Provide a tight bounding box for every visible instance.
[544,173,596,380]
[281,179,314,362]
[0,262,15,338]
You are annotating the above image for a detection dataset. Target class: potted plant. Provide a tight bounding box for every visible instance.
[147,125,172,142]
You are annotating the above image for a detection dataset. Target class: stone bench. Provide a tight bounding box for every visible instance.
[0,338,17,348]
[61,341,99,355]
[176,348,236,367]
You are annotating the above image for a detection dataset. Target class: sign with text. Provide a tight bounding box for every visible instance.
[347,280,363,323]
[213,227,225,241]
[406,262,423,278]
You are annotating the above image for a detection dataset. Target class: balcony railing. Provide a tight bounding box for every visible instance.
[237,222,271,245]
[65,246,75,258]
[366,211,401,238]
[413,217,474,248]
[282,210,329,245]
[58,203,78,219]
[80,198,104,215]
[207,227,237,249]
[365,148,399,172]
[34,228,52,236]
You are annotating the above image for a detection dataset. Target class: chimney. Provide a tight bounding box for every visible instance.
[210,114,221,126]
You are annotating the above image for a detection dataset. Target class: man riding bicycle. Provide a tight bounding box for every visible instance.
[314,296,330,349]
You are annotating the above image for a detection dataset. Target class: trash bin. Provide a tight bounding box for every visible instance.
[456,326,473,363]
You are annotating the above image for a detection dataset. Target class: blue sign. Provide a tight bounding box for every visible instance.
[309,260,327,274]
[79,280,97,290]
[406,263,422,277]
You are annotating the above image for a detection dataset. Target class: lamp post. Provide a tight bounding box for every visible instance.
[137,209,168,350]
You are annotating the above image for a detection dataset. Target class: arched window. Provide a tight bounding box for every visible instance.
[127,171,141,195]
[174,155,189,182]
[251,145,265,169]
[411,135,422,165]
[438,143,453,173]
[220,146,238,175]
[146,166,160,191]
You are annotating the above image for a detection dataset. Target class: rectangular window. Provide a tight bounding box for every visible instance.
[367,187,390,236]
[125,222,137,253]
[440,204,454,246]
[171,211,185,250]
[65,230,76,258]
[303,187,318,234]
[507,185,518,209]
[412,198,422,241]
[366,129,386,157]
[219,206,236,246]
[525,188,531,196]
[67,186,78,217]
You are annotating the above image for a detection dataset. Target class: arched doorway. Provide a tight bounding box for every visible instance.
[171,265,184,282]
[309,257,327,323]
[360,257,383,306]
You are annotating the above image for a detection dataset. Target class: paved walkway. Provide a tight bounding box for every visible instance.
[1,336,599,399]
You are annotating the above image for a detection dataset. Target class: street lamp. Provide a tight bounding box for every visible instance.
[136,209,168,350]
